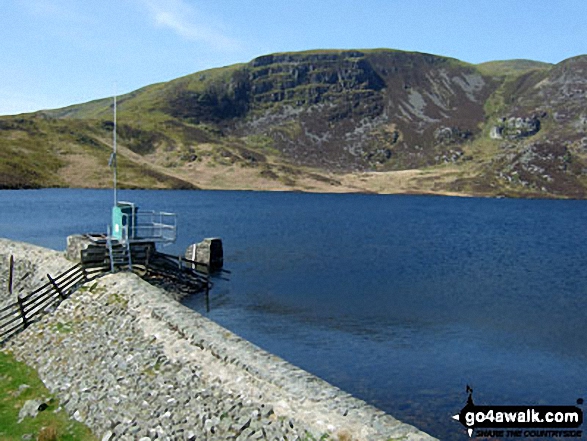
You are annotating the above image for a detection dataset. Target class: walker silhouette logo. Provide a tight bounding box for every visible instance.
[452,386,584,438]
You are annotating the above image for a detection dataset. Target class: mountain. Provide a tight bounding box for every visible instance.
[2,49,587,198]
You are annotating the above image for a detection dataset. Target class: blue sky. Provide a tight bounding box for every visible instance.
[1,0,585,116]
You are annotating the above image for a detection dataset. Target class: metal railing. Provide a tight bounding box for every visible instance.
[118,211,177,244]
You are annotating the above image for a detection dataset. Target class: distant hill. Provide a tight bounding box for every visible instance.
[2,49,587,198]
[476,59,552,76]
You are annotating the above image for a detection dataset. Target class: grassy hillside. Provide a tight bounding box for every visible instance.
[2,49,587,198]
[476,59,552,76]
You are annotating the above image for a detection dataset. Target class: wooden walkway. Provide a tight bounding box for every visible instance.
[80,243,213,294]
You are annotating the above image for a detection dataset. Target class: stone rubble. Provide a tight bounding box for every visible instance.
[18,398,47,423]
[1,239,436,440]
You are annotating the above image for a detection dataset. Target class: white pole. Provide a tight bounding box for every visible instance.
[113,92,117,206]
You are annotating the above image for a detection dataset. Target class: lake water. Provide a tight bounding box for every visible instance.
[1,189,586,439]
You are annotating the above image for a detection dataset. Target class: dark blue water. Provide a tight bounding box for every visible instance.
[1,189,586,439]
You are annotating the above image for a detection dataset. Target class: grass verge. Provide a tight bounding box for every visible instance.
[0,349,96,441]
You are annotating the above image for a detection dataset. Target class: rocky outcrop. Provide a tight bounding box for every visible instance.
[492,141,585,197]
[249,51,386,105]
[160,50,496,172]
[434,126,472,144]
[1,240,436,440]
[490,116,541,140]
[242,52,493,171]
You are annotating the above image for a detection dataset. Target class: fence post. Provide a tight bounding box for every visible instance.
[205,263,211,313]
[17,295,27,329]
[145,245,151,270]
[81,264,88,283]
[47,274,65,300]
[206,263,210,313]
[8,255,14,297]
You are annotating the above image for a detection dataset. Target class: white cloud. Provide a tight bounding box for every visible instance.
[139,0,242,52]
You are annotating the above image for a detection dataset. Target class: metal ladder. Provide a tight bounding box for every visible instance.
[107,227,132,272]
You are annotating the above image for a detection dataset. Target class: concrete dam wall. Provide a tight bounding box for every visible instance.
[0,238,436,440]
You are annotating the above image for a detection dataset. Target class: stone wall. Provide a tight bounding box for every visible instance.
[0,239,436,441]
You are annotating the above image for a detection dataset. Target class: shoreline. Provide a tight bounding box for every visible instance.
[2,185,583,201]
[1,238,437,440]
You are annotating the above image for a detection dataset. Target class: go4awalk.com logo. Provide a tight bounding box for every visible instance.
[452,386,584,438]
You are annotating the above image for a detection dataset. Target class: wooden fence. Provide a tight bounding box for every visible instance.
[1,248,227,343]
[0,260,108,343]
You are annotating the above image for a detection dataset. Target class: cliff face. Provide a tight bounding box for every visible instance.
[164,50,496,172]
[2,49,587,197]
